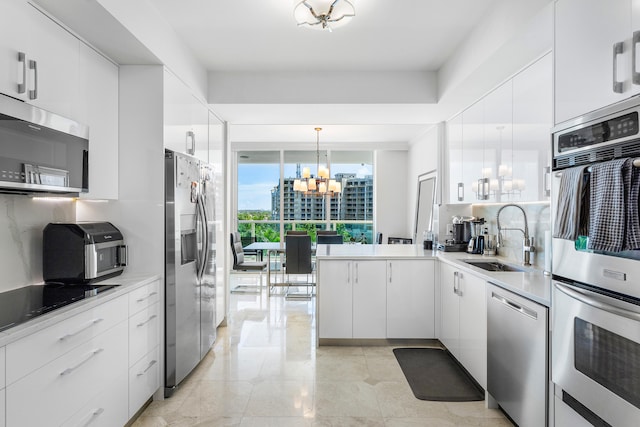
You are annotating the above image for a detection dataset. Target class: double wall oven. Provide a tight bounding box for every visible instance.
[551,97,640,427]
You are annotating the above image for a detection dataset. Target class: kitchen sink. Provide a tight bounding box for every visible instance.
[463,260,526,272]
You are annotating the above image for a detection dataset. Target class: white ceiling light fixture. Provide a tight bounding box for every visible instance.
[293,0,356,32]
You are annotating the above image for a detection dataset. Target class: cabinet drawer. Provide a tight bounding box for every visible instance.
[6,294,127,385]
[129,302,160,365]
[129,346,160,418]
[0,346,5,388]
[6,321,128,427]
[129,280,160,315]
[61,373,128,427]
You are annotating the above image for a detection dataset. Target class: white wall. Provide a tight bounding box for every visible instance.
[0,196,75,292]
[374,150,409,242]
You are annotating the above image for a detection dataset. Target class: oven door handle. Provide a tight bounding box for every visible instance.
[555,282,640,322]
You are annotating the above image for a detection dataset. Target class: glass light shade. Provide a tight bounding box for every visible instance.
[498,164,512,177]
[482,167,493,178]
[308,178,316,190]
[490,179,500,191]
[514,179,526,191]
[293,0,355,31]
[299,181,308,192]
[302,167,311,178]
[470,181,478,193]
[318,166,329,179]
[334,182,342,193]
[502,180,513,192]
[328,179,337,192]
[293,179,301,191]
[319,182,327,193]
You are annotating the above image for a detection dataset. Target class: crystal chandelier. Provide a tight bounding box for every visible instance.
[293,128,342,195]
[293,0,356,32]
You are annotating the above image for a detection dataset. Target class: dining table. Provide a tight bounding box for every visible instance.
[243,241,317,296]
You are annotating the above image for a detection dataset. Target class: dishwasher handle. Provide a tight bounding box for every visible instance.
[491,291,538,320]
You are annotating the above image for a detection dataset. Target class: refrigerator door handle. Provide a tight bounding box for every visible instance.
[194,194,204,281]
[200,193,210,276]
[196,194,208,281]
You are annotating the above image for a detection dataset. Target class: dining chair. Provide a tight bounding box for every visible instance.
[283,234,314,299]
[230,232,267,293]
[316,230,338,235]
[388,237,413,244]
[317,234,343,245]
[286,230,308,235]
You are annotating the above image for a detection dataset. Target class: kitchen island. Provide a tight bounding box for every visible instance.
[316,244,437,345]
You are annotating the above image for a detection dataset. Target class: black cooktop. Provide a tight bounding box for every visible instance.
[0,283,117,332]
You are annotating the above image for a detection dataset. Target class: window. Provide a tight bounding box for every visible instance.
[236,150,374,243]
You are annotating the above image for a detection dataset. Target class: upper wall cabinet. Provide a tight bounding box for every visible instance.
[446,54,552,204]
[164,69,209,162]
[555,0,640,124]
[77,45,119,200]
[0,0,79,119]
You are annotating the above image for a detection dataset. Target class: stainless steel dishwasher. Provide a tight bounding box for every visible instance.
[487,283,548,427]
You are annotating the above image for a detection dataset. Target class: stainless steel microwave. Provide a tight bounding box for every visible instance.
[0,93,88,195]
[43,222,127,284]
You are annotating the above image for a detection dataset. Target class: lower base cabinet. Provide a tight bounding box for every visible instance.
[318,258,435,340]
[61,373,128,427]
[1,279,161,427]
[439,262,487,389]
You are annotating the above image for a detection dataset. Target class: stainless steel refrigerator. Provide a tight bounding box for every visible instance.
[164,149,216,397]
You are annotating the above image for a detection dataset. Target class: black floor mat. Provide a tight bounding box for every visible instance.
[393,348,484,401]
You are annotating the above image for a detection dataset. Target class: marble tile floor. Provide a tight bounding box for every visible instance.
[132,273,513,427]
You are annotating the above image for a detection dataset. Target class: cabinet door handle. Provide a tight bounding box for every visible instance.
[28,59,38,100]
[389,262,392,283]
[457,182,464,201]
[137,359,158,377]
[347,263,351,284]
[634,31,640,85]
[82,408,105,427]
[355,263,359,284]
[613,41,624,93]
[17,52,26,94]
[136,314,157,328]
[136,291,158,303]
[457,272,464,296]
[453,271,458,294]
[186,130,195,155]
[59,318,104,341]
[60,348,104,376]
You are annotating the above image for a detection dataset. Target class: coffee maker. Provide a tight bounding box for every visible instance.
[467,218,485,254]
[437,216,473,252]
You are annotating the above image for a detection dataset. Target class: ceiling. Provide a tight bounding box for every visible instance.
[147,0,498,73]
[145,0,501,146]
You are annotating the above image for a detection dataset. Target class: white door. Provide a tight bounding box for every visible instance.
[439,262,460,357]
[318,260,352,339]
[458,272,487,389]
[555,0,631,123]
[352,260,386,339]
[387,260,435,338]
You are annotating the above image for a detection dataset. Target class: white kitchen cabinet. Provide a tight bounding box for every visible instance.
[129,302,160,366]
[439,262,487,389]
[387,259,435,338]
[512,53,553,202]
[463,98,496,202]
[61,373,128,427]
[352,260,387,338]
[318,260,353,339]
[0,0,79,117]
[129,346,160,417]
[447,113,465,203]
[483,80,512,203]
[78,43,119,200]
[318,259,387,339]
[209,110,226,327]
[554,0,634,124]
[164,69,209,161]
[6,321,128,427]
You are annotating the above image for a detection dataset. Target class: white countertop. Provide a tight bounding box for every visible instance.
[315,243,436,259]
[0,273,160,347]
[436,252,551,307]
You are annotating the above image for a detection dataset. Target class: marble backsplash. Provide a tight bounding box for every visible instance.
[438,202,551,270]
[0,195,75,292]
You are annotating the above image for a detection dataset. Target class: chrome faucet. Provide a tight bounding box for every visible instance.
[496,203,535,266]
